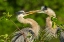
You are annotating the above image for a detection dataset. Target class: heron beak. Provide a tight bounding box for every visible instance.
[24,10,37,16]
[28,10,45,13]
[26,10,41,14]
[24,13,29,16]
[37,10,45,13]
[24,10,45,16]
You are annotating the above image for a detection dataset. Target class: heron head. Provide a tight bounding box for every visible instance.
[37,6,56,17]
[16,10,25,15]
[16,10,28,17]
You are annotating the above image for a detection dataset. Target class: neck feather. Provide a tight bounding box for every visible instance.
[17,16,40,37]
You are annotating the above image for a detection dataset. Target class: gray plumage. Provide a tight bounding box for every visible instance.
[11,10,40,42]
[11,28,35,42]
[37,6,64,42]
[60,31,64,42]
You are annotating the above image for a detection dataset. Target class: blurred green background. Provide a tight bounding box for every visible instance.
[0,0,64,42]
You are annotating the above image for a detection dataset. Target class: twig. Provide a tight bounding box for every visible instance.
[10,19,28,42]
[5,19,27,42]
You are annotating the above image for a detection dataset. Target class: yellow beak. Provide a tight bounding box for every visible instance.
[26,10,41,14]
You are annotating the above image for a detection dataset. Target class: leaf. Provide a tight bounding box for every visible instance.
[0,39,4,42]
[27,32,32,38]
[4,34,8,38]
[51,17,57,22]
[3,12,6,15]
[52,22,57,29]
[7,12,12,18]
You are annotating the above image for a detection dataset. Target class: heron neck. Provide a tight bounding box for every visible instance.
[26,18,40,37]
[17,16,40,37]
[46,16,57,29]
[46,17,52,28]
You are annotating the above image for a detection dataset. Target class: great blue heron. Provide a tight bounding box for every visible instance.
[11,10,40,42]
[37,6,64,42]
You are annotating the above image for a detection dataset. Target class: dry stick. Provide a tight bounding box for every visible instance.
[5,10,40,42]
[10,19,28,42]
[5,19,27,42]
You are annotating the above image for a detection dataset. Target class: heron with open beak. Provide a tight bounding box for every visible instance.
[11,10,40,42]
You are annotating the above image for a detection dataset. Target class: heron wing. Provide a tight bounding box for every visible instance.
[11,28,35,42]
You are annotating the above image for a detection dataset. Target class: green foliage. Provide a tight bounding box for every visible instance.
[0,34,10,42]
[0,0,64,42]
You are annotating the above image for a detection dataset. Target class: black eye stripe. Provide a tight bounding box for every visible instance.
[41,6,47,11]
[16,12,24,15]
[17,12,23,14]
[43,7,47,11]
[44,6,47,8]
